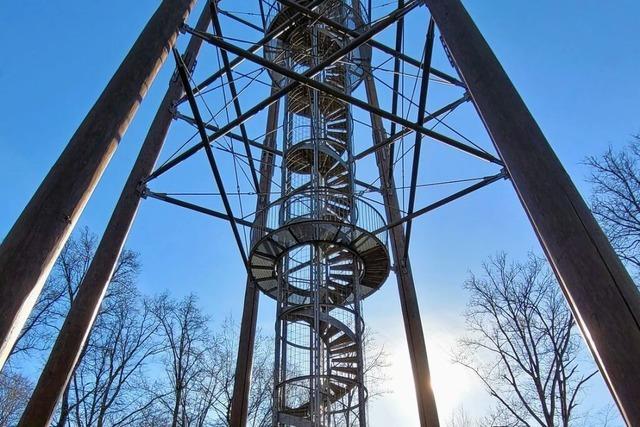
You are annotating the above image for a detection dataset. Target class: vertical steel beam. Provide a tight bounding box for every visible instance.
[423,0,640,423]
[387,0,404,176]
[363,75,440,426]
[0,0,197,370]
[230,86,281,426]
[17,6,210,425]
[404,18,435,255]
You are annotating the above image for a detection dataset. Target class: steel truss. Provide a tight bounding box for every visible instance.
[11,1,507,425]
[11,0,639,426]
[141,1,505,426]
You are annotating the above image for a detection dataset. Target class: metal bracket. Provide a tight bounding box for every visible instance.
[137,183,149,199]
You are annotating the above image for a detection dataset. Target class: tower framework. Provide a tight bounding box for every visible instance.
[251,1,385,424]
[2,0,640,426]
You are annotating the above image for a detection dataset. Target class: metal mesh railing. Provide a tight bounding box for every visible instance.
[263,0,369,89]
[253,188,387,247]
[264,0,368,33]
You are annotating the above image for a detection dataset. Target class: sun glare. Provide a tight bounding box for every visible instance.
[385,336,473,420]
[429,347,472,415]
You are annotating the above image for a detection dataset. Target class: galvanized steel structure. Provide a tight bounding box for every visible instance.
[2,0,640,426]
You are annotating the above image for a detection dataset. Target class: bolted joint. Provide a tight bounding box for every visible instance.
[500,167,510,180]
[137,182,150,199]
[169,101,178,118]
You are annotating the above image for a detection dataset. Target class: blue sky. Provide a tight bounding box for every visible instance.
[1,0,639,425]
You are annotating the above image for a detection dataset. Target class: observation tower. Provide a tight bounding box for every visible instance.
[249,1,388,424]
[4,0,640,426]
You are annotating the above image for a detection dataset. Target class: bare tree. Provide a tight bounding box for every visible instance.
[0,370,32,426]
[586,135,640,278]
[32,229,143,427]
[150,293,213,427]
[61,282,163,427]
[447,405,475,427]
[4,228,389,426]
[207,317,273,427]
[361,330,390,400]
[8,227,139,360]
[0,227,144,427]
[454,253,597,427]
[8,227,96,359]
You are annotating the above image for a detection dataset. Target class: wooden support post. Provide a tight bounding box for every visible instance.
[363,73,440,426]
[230,86,281,426]
[423,0,640,423]
[0,0,197,370]
[16,5,209,425]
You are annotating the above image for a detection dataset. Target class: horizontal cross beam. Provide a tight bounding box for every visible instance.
[276,0,464,87]
[372,170,507,235]
[173,112,284,157]
[177,0,327,105]
[354,93,470,160]
[147,1,420,182]
[143,190,258,229]
[201,31,502,164]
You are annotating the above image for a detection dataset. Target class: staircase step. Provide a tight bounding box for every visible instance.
[329,382,348,397]
[330,273,354,283]
[330,264,354,272]
[329,343,358,355]
[329,252,353,263]
[332,356,358,363]
[332,366,358,376]
[323,326,341,340]
[330,333,353,347]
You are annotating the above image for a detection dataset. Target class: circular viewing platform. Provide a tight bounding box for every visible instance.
[248,188,390,302]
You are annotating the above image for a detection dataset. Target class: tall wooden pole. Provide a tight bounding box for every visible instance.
[0,0,197,370]
[423,0,640,423]
[16,5,209,426]
[363,72,440,426]
[230,86,281,426]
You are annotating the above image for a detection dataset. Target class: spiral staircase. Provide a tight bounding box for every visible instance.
[250,1,388,425]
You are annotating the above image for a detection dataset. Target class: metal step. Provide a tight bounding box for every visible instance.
[278,412,313,427]
[329,273,354,283]
[330,333,353,347]
[332,356,358,363]
[330,263,354,272]
[332,366,358,376]
[329,343,358,355]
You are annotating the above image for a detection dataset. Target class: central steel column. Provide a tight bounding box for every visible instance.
[0,0,197,370]
[423,0,640,424]
[17,5,209,426]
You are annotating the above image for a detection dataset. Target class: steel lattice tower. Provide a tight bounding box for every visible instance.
[250,1,383,424]
[3,0,640,426]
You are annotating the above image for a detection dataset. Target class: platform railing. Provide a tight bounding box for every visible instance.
[252,188,388,247]
[264,0,367,33]
[263,0,369,88]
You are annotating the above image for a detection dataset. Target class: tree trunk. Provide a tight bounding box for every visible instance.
[171,386,182,427]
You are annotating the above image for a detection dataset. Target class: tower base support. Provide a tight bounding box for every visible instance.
[425,0,640,423]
